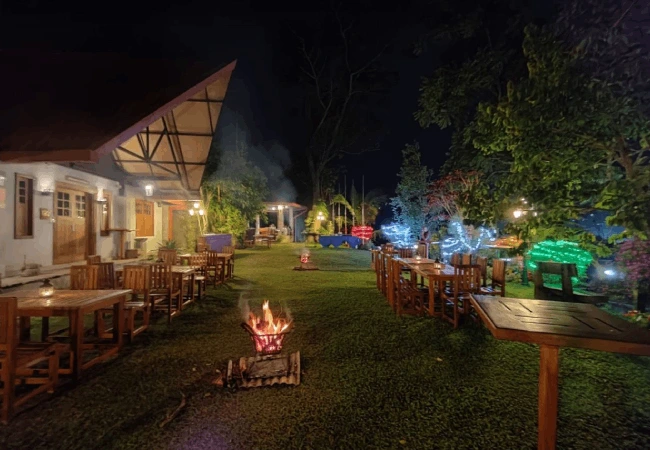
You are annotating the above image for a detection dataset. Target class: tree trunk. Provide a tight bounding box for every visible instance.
[635,279,650,313]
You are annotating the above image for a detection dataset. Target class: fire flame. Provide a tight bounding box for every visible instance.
[300,252,310,263]
[246,301,292,354]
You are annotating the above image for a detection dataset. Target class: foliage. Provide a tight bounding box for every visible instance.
[616,239,650,285]
[201,146,268,239]
[355,188,386,226]
[390,142,433,242]
[428,170,484,222]
[158,240,178,250]
[305,201,329,233]
[418,0,650,239]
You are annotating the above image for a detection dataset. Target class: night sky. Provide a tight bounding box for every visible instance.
[1,1,452,215]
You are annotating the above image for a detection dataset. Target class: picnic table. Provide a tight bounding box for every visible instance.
[470,295,650,450]
[17,289,131,379]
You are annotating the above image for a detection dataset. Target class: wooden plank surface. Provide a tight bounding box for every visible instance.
[15,290,132,312]
[471,295,650,356]
[400,258,437,265]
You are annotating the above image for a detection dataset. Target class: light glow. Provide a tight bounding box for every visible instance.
[381,223,412,248]
[440,221,496,261]
[193,202,200,209]
[144,184,153,196]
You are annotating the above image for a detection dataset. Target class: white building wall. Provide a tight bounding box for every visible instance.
[0,162,122,277]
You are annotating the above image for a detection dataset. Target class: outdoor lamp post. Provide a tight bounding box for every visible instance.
[512,203,531,286]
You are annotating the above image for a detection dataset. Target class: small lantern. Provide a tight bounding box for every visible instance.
[198,209,205,216]
[415,255,422,262]
[144,184,154,197]
[189,209,195,216]
[193,202,200,209]
[39,279,55,298]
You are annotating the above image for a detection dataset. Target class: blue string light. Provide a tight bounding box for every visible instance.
[440,221,496,261]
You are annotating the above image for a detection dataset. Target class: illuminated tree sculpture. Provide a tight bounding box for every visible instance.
[526,240,594,284]
[440,220,496,261]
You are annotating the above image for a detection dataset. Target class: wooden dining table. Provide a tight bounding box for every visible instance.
[470,295,650,450]
[401,261,457,317]
[17,289,131,379]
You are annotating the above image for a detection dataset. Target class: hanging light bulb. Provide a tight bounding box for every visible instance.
[513,209,523,219]
[198,209,204,216]
[193,202,200,209]
[189,209,195,216]
[144,184,153,196]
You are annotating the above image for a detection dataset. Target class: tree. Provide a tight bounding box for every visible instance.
[200,146,269,242]
[390,142,433,242]
[293,11,393,204]
[355,188,387,227]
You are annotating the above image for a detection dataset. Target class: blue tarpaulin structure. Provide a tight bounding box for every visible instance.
[319,235,362,248]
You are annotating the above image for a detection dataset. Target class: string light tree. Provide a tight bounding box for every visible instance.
[439,219,496,262]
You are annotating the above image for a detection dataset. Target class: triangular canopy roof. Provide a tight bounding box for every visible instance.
[0,50,236,197]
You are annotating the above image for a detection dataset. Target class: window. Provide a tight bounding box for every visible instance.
[75,194,86,218]
[14,175,34,238]
[100,192,112,236]
[135,199,154,237]
[56,192,71,217]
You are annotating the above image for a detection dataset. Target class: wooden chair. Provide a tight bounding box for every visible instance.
[121,265,151,341]
[480,259,507,297]
[69,265,99,290]
[394,259,426,316]
[188,253,207,301]
[149,264,182,323]
[86,255,101,265]
[417,243,428,258]
[94,262,115,289]
[441,264,481,328]
[450,253,461,266]
[476,256,488,287]
[158,249,178,265]
[222,245,235,279]
[205,251,224,287]
[0,297,59,423]
[397,247,415,258]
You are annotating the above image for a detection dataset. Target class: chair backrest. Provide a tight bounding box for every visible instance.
[206,250,221,267]
[0,297,17,351]
[453,264,481,295]
[533,261,575,301]
[398,247,414,258]
[87,255,101,265]
[70,265,99,290]
[476,257,488,284]
[461,253,473,265]
[150,263,173,290]
[222,245,234,255]
[93,262,115,289]
[451,253,461,266]
[492,259,507,285]
[158,249,178,265]
[417,243,428,258]
[122,265,150,293]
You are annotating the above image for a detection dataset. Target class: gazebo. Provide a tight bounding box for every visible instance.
[256,202,308,242]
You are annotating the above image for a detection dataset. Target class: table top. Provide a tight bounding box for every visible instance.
[400,258,437,265]
[471,295,650,356]
[16,290,132,312]
[405,263,456,278]
[118,264,195,274]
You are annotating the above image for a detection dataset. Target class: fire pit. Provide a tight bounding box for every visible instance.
[241,300,292,355]
[294,249,319,271]
[226,300,300,388]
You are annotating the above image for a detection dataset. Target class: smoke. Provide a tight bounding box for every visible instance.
[238,293,251,322]
[213,110,297,203]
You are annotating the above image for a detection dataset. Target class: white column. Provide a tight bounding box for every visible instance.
[288,207,294,241]
[277,208,284,230]
[255,214,260,234]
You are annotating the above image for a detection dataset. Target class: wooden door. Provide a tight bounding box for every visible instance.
[53,188,87,264]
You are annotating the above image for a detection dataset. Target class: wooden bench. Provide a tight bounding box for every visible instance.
[533,262,607,304]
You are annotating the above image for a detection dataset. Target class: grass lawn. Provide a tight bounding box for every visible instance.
[2,244,650,449]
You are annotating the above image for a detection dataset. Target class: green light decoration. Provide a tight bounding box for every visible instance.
[526,240,594,285]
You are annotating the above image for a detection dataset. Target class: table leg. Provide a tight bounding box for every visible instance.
[71,311,84,380]
[538,344,559,450]
[113,296,124,349]
[428,276,435,317]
